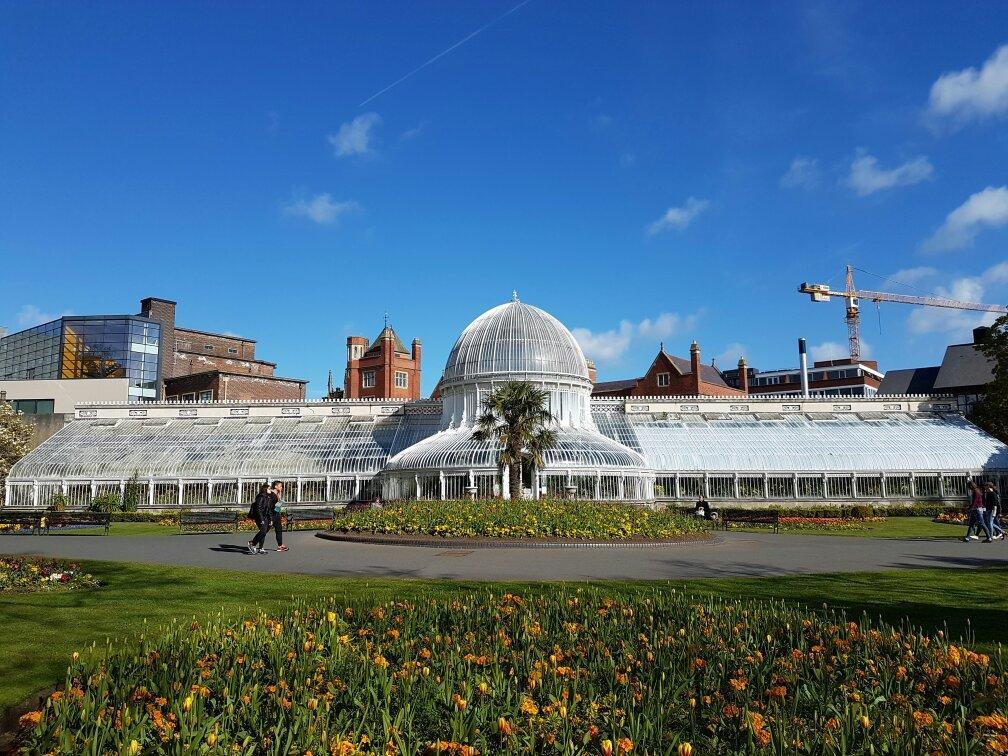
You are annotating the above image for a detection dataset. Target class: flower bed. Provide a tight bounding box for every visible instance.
[724,516,886,533]
[935,511,968,525]
[18,590,1008,753]
[0,556,103,594]
[331,499,707,541]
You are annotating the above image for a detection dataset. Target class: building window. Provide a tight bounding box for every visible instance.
[182,392,196,402]
[656,372,670,387]
[203,344,214,351]
[227,347,238,355]
[10,399,55,415]
[395,371,408,389]
[198,390,213,402]
[362,371,375,388]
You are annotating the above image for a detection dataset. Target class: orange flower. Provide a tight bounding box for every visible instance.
[497,717,514,736]
[18,710,42,729]
[617,737,633,754]
[373,654,389,669]
[677,744,693,756]
[519,696,539,716]
[913,710,934,728]
[600,740,613,756]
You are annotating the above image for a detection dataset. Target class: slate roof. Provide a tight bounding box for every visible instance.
[364,326,409,357]
[933,344,995,391]
[878,366,940,395]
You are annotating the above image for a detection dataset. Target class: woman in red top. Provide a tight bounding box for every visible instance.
[963,481,993,543]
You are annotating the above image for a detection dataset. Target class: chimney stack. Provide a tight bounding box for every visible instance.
[737,356,748,394]
[690,341,701,394]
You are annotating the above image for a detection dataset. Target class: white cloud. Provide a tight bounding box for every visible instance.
[327,112,381,157]
[888,266,938,285]
[845,153,933,196]
[283,193,361,225]
[713,342,749,369]
[780,156,820,190]
[400,120,427,140]
[573,312,699,364]
[619,152,636,168]
[646,198,710,235]
[15,305,72,328]
[927,44,1008,126]
[906,260,1008,337]
[810,339,871,361]
[921,186,1008,252]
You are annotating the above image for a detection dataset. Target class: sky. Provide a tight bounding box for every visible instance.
[2,1,1007,397]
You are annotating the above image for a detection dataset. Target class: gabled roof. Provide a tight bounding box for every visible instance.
[659,350,730,388]
[364,326,409,358]
[934,344,994,391]
[592,378,639,396]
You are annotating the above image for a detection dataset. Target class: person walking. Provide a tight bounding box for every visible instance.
[963,481,993,543]
[271,480,289,553]
[985,482,1004,540]
[248,482,273,554]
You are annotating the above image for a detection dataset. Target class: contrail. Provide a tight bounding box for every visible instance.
[358,0,535,107]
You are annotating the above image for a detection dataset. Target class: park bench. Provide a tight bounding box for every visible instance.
[0,510,44,535]
[723,510,779,534]
[180,510,239,533]
[45,511,111,534]
[282,507,331,530]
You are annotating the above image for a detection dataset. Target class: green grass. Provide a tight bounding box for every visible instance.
[4,559,1008,717]
[731,516,963,539]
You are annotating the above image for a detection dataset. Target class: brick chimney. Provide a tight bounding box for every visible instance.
[690,340,701,395]
[737,356,749,394]
[344,336,368,398]
[138,297,177,399]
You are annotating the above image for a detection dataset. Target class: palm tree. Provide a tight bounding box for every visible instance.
[472,381,558,501]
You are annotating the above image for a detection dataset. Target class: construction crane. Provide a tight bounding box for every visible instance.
[799,265,1008,362]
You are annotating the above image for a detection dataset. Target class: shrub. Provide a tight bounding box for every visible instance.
[17,590,1008,753]
[89,493,121,514]
[47,492,68,512]
[332,498,708,540]
[121,471,143,513]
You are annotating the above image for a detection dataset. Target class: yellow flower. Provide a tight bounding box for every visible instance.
[326,611,337,623]
[677,745,693,756]
[601,740,613,756]
[127,740,141,755]
[206,732,217,747]
[182,695,193,712]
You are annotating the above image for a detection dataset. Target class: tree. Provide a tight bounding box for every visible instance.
[972,314,1008,444]
[0,400,35,504]
[472,381,558,501]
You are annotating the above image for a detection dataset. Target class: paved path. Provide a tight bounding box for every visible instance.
[1,530,1006,580]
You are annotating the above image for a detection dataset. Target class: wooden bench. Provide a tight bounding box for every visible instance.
[0,511,44,535]
[282,507,331,530]
[180,511,239,533]
[723,510,780,534]
[45,511,111,534]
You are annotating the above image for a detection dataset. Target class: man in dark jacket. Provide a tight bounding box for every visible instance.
[986,483,1004,541]
[248,483,273,554]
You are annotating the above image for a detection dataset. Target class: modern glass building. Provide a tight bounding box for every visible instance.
[6,297,1008,508]
[0,316,161,400]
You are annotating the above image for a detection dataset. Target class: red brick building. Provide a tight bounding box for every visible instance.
[138,298,307,403]
[592,342,748,398]
[344,324,422,400]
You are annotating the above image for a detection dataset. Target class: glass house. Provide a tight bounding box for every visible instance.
[6,297,1008,508]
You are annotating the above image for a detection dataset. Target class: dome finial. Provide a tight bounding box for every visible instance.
[512,290,519,302]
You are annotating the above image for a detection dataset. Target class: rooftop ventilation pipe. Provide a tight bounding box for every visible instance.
[798,338,810,398]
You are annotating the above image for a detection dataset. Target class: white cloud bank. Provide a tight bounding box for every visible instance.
[811,339,872,362]
[646,198,710,235]
[15,305,72,329]
[906,261,1008,337]
[572,312,700,364]
[780,157,820,190]
[327,112,382,157]
[921,186,1008,252]
[283,193,361,225]
[927,44,1008,126]
[846,153,933,196]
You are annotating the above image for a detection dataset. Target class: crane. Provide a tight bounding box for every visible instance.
[799,265,1008,362]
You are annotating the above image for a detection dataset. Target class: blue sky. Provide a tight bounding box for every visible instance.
[2,1,1007,397]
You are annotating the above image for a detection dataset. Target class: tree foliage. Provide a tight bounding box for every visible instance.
[1,401,35,499]
[971,314,1008,444]
[472,381,558,502]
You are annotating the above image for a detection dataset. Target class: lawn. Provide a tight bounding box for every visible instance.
[4,559,1008,719]
[731,515,963,539]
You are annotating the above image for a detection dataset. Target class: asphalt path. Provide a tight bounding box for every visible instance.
[1,530,1005,580]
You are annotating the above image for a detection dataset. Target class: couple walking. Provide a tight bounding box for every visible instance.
[963,481,1003,543]
[247,481,288,554]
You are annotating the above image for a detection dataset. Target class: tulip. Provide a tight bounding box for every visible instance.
[127,740,141,755]
[206,732,217,746]
[182,695,193,712]
[677,744,693,756]
[601,739,614,756]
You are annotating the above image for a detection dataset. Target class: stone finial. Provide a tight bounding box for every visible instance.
[738,356,747,368]
[690,340,700,354]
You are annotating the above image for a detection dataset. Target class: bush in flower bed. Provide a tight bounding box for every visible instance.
[18,589,1008,754]
[0,555,102,594]
[331,498,708,541]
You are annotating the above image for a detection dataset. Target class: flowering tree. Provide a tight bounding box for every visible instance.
[1,401,35,503]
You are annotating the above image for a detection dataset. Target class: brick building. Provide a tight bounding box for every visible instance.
[723,357,882,397]
[344,322,421,400]
[139,298,307,403]
[592,342,747,398]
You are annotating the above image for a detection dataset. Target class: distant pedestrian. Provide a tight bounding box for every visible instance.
[248,483,273,554]
[271,480,289,553]
[963,481,993,543]
[985,482,1004,540]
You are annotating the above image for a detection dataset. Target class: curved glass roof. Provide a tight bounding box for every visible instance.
[440,300,590,387]
[593,408,1008,473]
[384,426,647,473]
[9,414,440,480]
